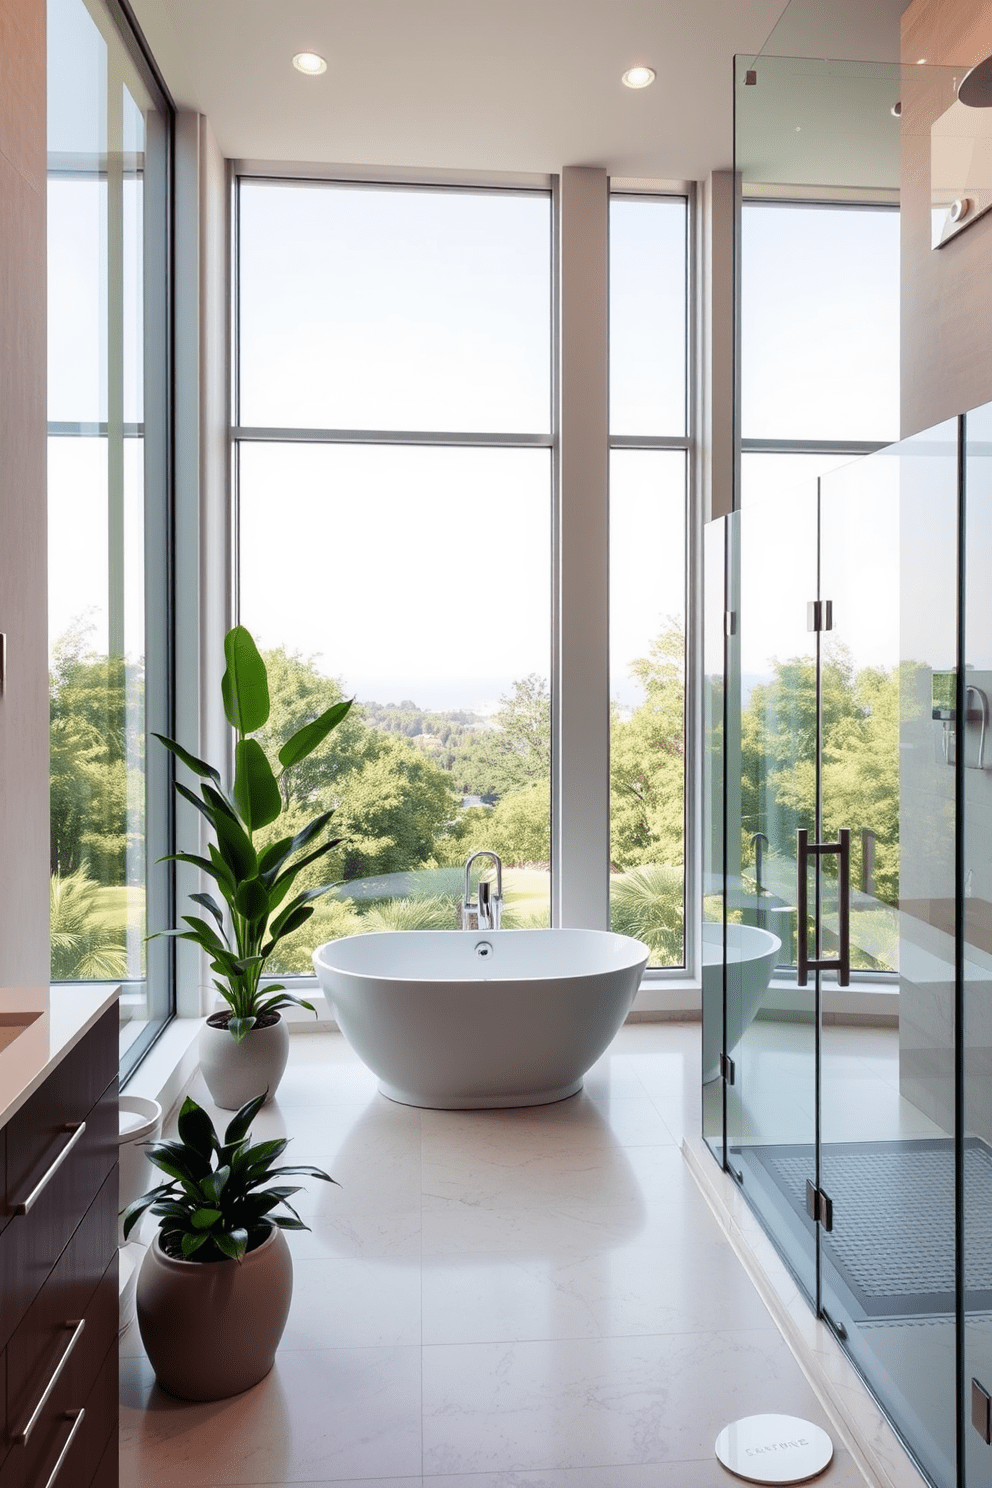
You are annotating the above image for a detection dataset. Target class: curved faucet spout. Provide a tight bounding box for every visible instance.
[461,850,504,930]
[463,849,503,904]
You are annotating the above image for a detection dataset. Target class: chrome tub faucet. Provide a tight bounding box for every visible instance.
[458,850,503,930]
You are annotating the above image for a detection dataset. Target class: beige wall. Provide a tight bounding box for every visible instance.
[901,0,992,434]
[0,0,50,985]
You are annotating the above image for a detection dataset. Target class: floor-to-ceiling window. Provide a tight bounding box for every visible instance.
[234,175,693,970]
[48,0,173,1078]
[235,179,553,962]
[608,192,689,967]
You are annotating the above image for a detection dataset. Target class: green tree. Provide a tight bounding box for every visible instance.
[50,868,128,980]
[335,734,458,879]
[740,643,901,907]
[253,648,367,808]
[610,623,685,872]
[476,675,551,794]
[50,627,139,883]
[478,781,550,866]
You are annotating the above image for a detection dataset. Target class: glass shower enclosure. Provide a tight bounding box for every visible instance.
[704,43,992,1488]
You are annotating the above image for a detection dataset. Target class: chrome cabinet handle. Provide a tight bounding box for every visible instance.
[13,1319,86,1444]
[797,828,851,988]
[14,1122,87,1215]
[43,1409,85,1488]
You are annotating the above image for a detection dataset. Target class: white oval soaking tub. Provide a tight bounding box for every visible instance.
[312,929,650,1109]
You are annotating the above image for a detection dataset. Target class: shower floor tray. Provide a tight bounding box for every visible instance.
[736,1136,992,1318]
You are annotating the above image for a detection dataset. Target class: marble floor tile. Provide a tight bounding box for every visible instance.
[421,1328,837,1475]
[282,1256,422,1349]
[423,1453,871,1488]
[281,1203,423,1261]
[121,1345,422,1485]
[421,1238,773,1345]
[420,1092,675,1156]
[125,1020,919,1488]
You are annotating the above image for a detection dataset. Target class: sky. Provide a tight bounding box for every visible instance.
[48,149,912,717]
[235,185,688,713]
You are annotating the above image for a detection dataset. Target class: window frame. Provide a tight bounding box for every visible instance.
[47,0,177,1084]
[230,165,699,989]
[607,188,695,973]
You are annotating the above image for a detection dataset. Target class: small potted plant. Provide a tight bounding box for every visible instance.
[124,1091,335,1401]
[156,624,351,1107]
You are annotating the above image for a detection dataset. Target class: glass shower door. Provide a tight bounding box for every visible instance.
[964,402,992,1488]
[727,475,819,1304]
[818,427,960,1488]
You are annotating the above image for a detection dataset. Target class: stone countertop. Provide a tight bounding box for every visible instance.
[0,983,119,1132]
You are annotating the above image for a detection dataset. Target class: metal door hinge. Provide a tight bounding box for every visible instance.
[821,1308,848,1341]
[973,1379,992,1444]
[725,610,737,637]
[805,1179,834,1232]
[806,600,833,633]
[719,1052,736,1085]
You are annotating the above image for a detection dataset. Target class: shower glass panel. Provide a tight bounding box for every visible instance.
[817,426,959,1488]
[702,515,726,1161]
[964,401,992,1488]
[728,476,818,1304]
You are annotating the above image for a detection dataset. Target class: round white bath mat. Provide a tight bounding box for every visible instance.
[715,1414,833,1484]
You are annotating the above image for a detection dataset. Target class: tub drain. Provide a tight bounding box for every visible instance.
[475,941,493,958]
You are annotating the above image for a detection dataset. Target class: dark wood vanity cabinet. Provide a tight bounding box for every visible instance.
[0,1006,118,1488]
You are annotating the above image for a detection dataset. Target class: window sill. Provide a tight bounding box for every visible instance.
[121,1014,204,1111]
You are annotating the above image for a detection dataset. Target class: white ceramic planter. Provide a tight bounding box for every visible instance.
[137,1225,293,1400]
[118,1094,163,1244]
[198,1011,290,1110]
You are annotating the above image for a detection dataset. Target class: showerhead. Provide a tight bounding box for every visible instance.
[958,53,992,108]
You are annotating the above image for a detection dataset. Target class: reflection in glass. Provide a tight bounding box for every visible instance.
[238,443,552,952]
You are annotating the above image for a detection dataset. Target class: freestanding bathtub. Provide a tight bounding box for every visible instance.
[701,921,782,1082]
[312,929,650,1109]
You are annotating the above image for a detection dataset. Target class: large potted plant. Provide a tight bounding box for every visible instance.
[124,1092,335,1401]
[157,624,351,1107]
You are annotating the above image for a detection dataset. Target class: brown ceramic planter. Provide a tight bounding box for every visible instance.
[198,1009,291,1109]
[137,1225,293,1400]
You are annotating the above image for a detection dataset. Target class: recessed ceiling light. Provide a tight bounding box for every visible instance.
[622,66,656,90]
[916,57,927,65]
[293,52,327,76]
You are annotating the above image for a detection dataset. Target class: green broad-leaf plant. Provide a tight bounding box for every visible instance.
[155,625,352,1041]
[122,1092,336,1262]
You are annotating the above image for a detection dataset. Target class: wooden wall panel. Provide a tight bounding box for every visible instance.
[0,0,50,986]
[901,0,992,434]
[0,0,45,185]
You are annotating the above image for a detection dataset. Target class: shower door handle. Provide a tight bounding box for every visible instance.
[797,828,851,988]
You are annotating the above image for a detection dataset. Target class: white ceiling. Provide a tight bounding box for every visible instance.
[128,0,909,182]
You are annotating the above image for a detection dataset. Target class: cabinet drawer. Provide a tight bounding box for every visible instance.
[5,1007,116,1211]
[0,1088,117,1352]
[88,1427,117,1488]
[5,1168,117,1458]
[0,1257,117,1488]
